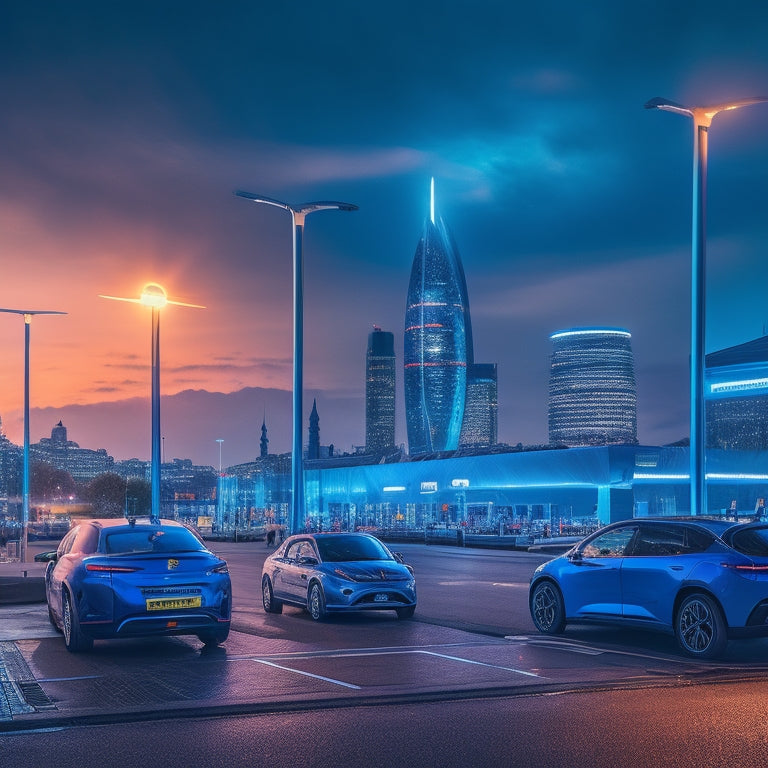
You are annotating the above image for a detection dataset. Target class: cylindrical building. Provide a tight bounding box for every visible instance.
[548,327,637,447]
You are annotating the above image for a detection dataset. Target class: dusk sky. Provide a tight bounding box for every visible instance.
[1,2,768,466]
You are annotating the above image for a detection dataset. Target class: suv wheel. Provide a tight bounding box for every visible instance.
[675,592,727,659]
[530,580,566,635]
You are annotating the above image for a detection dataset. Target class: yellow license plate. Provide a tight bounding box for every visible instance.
[146,596,202,611]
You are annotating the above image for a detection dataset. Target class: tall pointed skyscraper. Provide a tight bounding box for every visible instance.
[404,180,472,454]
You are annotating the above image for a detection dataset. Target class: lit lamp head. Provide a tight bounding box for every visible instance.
[140,283,169,309]
[100,284,204,309]
[645,96,768,127]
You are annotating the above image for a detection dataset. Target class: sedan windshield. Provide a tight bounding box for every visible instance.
[315,535,392,563]
[103,527,206,555]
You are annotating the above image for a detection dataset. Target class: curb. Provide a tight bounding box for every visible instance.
[0,575,46,606]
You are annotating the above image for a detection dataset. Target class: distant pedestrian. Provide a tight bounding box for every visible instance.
[266,527,276,547]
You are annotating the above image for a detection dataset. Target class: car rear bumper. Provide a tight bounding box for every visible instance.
[82,612,230,639]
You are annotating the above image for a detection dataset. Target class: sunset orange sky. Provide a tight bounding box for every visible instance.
[2,3,768,466]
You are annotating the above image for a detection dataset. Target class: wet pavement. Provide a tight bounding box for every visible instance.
[3,546,768,732]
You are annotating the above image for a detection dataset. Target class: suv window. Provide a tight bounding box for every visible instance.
[729,527,768,556]
[630,524,715,556]
[581,526,637,558]
[632,525,685,556]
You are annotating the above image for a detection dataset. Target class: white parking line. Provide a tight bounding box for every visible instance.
[506,635,604,655]
[417,650,544,677]
[249,658,361,689]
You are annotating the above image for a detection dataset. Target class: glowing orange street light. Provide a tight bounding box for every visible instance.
[100,283,204,521]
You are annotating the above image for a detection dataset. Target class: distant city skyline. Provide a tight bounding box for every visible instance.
[1,3,768,465]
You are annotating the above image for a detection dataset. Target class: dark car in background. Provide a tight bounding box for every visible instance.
[261,532,417,621]
[529,518,768,659]
[42,517,231,652]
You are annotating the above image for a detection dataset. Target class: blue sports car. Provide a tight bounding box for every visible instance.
[529,517,768,659]
[261,532,417,621]
[43,517,231,652]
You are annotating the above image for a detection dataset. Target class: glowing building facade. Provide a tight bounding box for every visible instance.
[404,183,471,454]
[548,327,637,447]
[706,335,768,451]
[365,326,396,454]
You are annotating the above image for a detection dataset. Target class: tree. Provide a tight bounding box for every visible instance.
[125,478,151,517]
[31,461,76,501]
[83,473,126,517]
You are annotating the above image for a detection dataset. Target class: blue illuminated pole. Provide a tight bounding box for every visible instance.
[646,96,767,514]
[100,284,204,523]
[151,305,161,521]
[235,192,357,534]
[0,308,66,562]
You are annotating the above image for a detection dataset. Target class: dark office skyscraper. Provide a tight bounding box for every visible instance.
[548,327,637,446]
[460,363,498,447]
[365,326,396,453]
[404,181,471,454]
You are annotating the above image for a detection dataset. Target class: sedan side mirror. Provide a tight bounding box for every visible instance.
[568,550,583,563]
[298,556,319,566]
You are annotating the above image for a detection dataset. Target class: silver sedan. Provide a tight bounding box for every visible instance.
[261,532,417,621]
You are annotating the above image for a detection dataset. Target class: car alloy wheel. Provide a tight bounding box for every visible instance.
[62,593,72,645]
[308,582,326,621]
[62,591,93,653]
[675,593,727,659]
[262,576,282,614]
[530,580,566,635]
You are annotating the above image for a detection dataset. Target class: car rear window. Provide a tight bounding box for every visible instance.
[103,527,206,555]
[729,528,768,557]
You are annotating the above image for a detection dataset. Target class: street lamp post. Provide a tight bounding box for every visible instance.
[235,191,357,534]
[646,96,767,515]
[101,283,204,522]
[0,308,66,563]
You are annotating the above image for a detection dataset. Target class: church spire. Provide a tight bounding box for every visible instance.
[308,399,320,460]
[260,412,269,458]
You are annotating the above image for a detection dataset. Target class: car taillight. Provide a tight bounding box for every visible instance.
[86,564,141,573]
[722,563,768,573]
[209,562,229,574]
